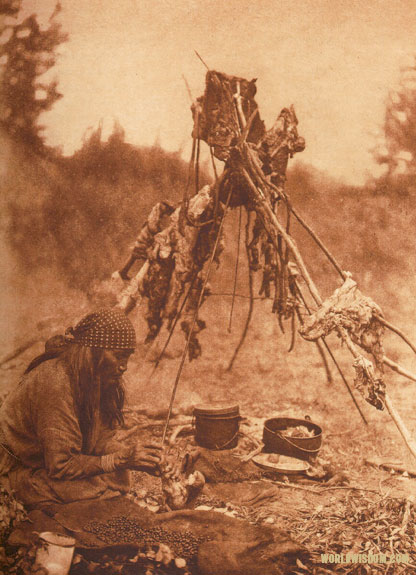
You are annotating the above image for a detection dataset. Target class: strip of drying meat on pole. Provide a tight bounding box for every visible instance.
[113,69,416,460]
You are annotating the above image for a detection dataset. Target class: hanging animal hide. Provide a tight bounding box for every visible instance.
[193,70,265,161]
[299,276,385,367]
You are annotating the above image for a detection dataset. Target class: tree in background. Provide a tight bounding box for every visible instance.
[0,0,67,151]
[375,57,416,192]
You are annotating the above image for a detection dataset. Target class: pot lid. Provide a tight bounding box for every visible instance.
[193,402,239,416]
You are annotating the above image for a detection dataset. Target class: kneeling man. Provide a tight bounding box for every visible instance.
[0,308,161,509]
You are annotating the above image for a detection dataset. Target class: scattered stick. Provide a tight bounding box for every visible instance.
[239,444,264,464]
[242,486,279,505]
[319,485,380,494]
[273,480,379,495]
[366,457,416,477]
[210,146,220,219]
[400,496,414,536]
[168,424,193,446]
[238,430,263,449]
[273,481,321,494]
[276,231,286,334]
[284,203,291,267]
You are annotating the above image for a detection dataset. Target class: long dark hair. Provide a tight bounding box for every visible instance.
[25,343,125,451]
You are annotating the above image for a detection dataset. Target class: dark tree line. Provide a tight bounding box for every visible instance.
[2,0,416,193]
[0,0,67,151]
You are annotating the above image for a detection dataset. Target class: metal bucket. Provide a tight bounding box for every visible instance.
[194,403,240,450]
[262,417,322,461]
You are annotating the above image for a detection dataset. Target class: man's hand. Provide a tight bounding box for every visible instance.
[115,442,163,474]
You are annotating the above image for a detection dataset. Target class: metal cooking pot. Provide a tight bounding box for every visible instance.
[262,416,322,461]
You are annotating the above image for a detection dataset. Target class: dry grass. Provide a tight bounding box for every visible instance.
[2,133,416,574]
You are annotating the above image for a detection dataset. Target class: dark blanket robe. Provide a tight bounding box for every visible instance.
[8,498,306,575]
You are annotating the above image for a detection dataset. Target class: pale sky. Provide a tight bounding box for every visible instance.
[21,0,416,183]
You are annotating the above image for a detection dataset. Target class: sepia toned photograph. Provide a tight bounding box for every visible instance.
[1,1,416,573]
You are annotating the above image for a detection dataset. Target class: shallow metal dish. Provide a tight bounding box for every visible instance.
[252,453,310,475]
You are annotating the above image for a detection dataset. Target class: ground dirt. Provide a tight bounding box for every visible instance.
[2,269,416,574]
[1,205,416,574]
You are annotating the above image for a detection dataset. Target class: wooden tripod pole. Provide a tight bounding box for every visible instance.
[384,397,416,459]
[240,158,416,461]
